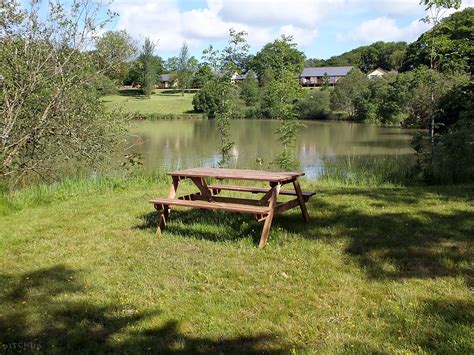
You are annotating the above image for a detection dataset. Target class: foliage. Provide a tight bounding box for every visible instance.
[124,55,163,85]
[402,7,472,73]
[220,28,250,74]
[330,69,370,119]
[0,0,125,184]
[239,70,259,106]
[260,70,303,119]
[375,73,412,124]
[195,29,251,165]
[141,38,156,97]
[260,69,304,169]
[306,41,408,72]
[297,90,332,120]
[192,77,226,118]
[430,81,474,182]
[401,67,455,128]
[252,35,305,79]
[95,30,137,84]
[321,73,330,90]
[95,74,118,96]
[329,66,466,125]
[191,64,214,88]
[176,42,194,95]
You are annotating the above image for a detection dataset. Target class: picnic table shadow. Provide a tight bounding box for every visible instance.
[136,186,473,284]
[136,208,267,245]
[0,265,285,354]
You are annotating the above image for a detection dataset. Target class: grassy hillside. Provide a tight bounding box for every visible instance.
[102,88,196,115]
[1,176,472,353]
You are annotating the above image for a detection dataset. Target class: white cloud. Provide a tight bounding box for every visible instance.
[278,25,318,47]
[339,17,430,43]
[338,0,474,45]
[109,0,474,56]
[110,0,339,53]
[215,0,345,29]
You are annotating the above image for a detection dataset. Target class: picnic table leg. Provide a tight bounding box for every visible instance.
[293,179,309,223]
[190,177,214,202]
[157,177,179,235]
[258,183,281,249]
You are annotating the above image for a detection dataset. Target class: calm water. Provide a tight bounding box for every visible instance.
[127,120,415,179]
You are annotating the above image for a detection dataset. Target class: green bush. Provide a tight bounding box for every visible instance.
[95,75,118,96]
[244,106,262,119]
[297,90,332,120]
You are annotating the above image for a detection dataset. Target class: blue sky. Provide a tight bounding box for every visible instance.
[40,0,474,60]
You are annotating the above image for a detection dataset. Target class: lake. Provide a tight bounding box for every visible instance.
[127,120,416,179]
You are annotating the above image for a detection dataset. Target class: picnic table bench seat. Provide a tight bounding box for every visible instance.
[150,197,272,214]
[208,184,315,200]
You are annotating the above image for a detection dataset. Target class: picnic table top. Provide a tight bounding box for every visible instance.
[168,168,304,183]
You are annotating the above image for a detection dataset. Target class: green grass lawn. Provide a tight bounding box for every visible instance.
[1,177,473,353]
[102,88,196,115]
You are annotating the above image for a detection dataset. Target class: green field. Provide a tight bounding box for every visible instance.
[1,176,472,353]
[102,88,196,115]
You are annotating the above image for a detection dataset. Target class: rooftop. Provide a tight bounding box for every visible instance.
[301,66,353,77]
[160,74,172,82]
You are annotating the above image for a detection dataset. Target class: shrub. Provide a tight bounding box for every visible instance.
[297,90,332,120]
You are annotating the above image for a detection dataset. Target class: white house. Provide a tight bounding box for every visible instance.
[367,68,389,79]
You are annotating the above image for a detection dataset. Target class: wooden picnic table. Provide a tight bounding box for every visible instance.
[149,168,315,248]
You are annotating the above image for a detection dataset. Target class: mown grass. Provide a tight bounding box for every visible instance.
[102,88,196,115]
[1,175,473,353]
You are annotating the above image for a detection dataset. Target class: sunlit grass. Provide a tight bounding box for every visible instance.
[102,88,196,115]
[1,175,473,353]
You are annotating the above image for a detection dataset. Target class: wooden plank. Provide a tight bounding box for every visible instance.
[208,184,315,198]
[150,198,271,214]
[168,168,304,183]
[259,182,277,205]
[191,177,214,202]
[274,199,300,215]
[258,184,281,249]
[192,194,264,206]
[293,179,310,223]
[157,177,179,235]
[154,193,201,210]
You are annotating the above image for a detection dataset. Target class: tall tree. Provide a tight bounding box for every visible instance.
[191,64,214,88]
[402,7,472,73]
[252,35,305,79]
[261,70,303,170]
[194,29,250,166]
[177,42,192,96]
[124,55,163,85]
[0,0,125,184]
[420,0,462,156]
[95,30,137,84]
[330,69,370,119]
[239,70,259,106]
[141,38,156,97]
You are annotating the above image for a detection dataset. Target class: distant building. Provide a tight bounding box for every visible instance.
[300,66,353,86]
[214,70,257,83]
[159,73,175,89]
[232,71,258,82]
[367,68,389,79]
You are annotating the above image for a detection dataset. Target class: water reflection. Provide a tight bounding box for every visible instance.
[127,120,416,179]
